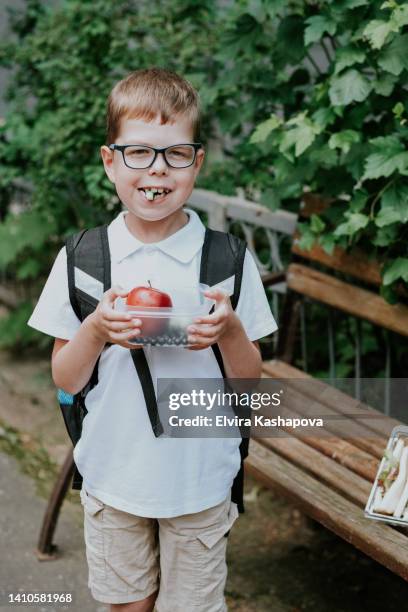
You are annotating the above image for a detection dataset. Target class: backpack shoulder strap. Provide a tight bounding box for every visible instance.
[63,224,111,490]
[66,224,111,321]
[200,227,249,515]
[199,227,246,310]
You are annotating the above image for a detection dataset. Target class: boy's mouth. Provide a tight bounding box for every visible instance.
[138,187,172,202]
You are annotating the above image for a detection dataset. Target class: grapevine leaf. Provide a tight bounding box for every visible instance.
[334,212,369,236]
[250,115,282,144]
[334,47,366,74]
[378,34,408,75]
[382,258,408,286]
[329,130,360,154]
[304,15,336,46]
[363,20,394,49]
[329,70,372,106]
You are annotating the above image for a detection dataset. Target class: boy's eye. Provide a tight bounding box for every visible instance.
[167,146,193,160]
[126,147,151,157]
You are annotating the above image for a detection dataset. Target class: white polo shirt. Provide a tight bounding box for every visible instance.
[28,208,277,517]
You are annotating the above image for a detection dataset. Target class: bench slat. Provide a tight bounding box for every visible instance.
[263,359,400,439]
[259,437,371,507]
[281,385,386,460]
[247,440,408,580]
[257,401,380,481]
[287,264,408,337]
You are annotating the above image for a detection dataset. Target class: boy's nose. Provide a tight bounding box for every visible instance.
[149,151,169,173]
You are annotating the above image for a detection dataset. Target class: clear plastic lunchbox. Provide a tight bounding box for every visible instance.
[114,283,215,347]
[365,425,408,527]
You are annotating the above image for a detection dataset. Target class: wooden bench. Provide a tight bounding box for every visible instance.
[247,238,408,580]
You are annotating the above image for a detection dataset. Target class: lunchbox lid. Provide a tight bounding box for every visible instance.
[121,303,208,317]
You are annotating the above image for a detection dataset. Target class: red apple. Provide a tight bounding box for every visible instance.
[126,283,173,308]
[126,281,173,338]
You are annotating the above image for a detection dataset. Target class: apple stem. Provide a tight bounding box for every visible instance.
[148,280,152,288]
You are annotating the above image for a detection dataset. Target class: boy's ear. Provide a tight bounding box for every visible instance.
[193,147,205,177]
[100,145,115,183]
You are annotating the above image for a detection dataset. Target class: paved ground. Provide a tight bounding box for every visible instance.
[0,451,107,612]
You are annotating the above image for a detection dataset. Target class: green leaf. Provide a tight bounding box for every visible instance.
[246,0,268,22]
[362,137,408,179]
[334,212,369,236]
[0,210,57,269]
[312,107,336,129]
[375,183,408,226]
[264,0,287,19]
[378,34,408,75]
[372,224,398,247]
[373,73,398,96]
[16,258,42,280]
[363,20,394,49]
[334,47,366,74]
[369,135,401,149]
[259,188,281,211]
[280,113,321,157]
[309,146,338,167]
[341,0,369,7]
[319,234,336,255]
[310,214,326,233]
[296,223,316,251]
[304,15,336,46]
[382,258,408,285]
[363,152,408,180]
[349,191,368,212]
[329,130,361,154]
[393,102,405,118]
[249,114,282,144]
[390,3,408,29]
[329,70,372,106]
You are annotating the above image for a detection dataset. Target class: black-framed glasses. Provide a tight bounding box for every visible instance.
[109,143,202,169]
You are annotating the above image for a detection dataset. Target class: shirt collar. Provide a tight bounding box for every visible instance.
[108,207,206,264]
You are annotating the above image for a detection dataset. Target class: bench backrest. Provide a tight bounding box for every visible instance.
[289,241,408,338]
[276,206,408,417]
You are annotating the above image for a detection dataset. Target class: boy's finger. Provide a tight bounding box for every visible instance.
[106,319,142,332]
[203,288,229,302]
[100,306,134,322]
[103,285,129,303]
[110,329,141,343]
[188,324,219,338]
[192,312,223,325]
[187,332,215,346]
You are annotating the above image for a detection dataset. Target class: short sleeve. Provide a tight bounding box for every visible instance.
[27,246,81,340]
[234,249,278,341]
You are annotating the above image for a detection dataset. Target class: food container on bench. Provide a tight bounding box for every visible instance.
[365,425,408,527]
[114,283,215,347]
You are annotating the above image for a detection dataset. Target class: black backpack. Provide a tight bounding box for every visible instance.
[58,223,249,513]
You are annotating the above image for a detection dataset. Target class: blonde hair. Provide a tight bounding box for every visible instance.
[106,67,201,144]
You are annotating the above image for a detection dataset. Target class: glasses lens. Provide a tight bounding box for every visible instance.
[124,146,155,168]
[165,145,195,168]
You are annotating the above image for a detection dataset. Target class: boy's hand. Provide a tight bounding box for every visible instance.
[87,285,143,350]
[186,289,238,350]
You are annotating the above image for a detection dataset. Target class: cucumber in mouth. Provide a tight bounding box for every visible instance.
[139,188,171,201]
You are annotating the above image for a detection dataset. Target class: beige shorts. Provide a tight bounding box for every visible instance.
[80,486,239,610]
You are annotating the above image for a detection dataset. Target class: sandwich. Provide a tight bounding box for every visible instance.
[372,438,408,517]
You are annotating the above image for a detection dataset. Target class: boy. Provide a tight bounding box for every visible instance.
[28,67,277,611]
